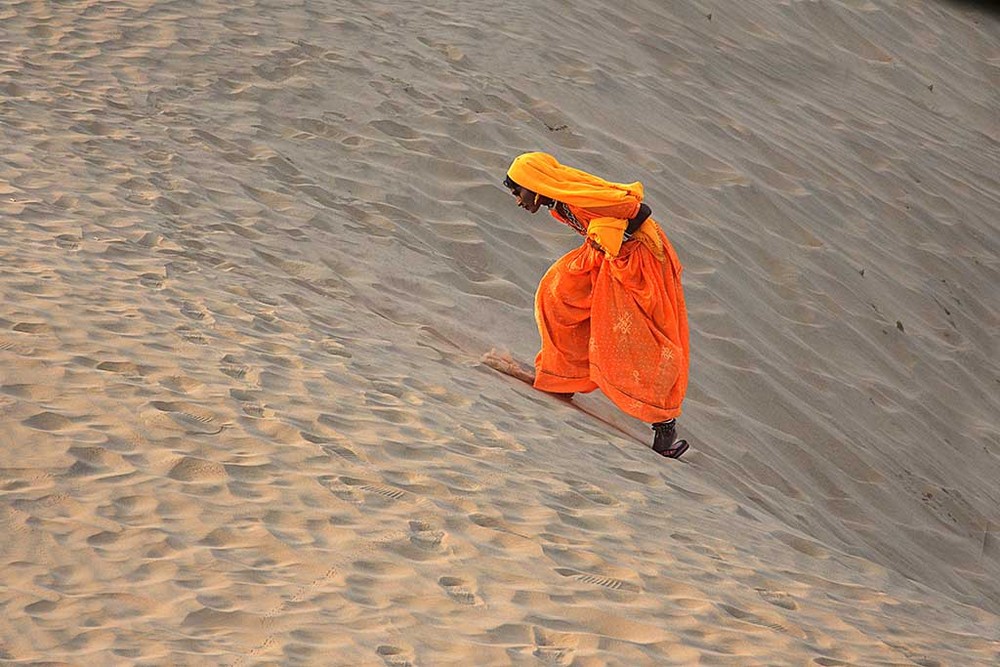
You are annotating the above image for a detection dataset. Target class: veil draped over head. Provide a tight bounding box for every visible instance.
[506,152,643,209]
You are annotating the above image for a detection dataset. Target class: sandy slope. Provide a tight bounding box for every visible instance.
[1,0,998,664]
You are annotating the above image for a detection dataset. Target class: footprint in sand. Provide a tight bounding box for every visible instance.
[176,326,208,345]
[718,603,796,636]
[138,272,164,289]
[229,388,259,403]
[755,587,799,610]
[179,301,208,321]
[319,338,352,358]
[438,576,481,606]
[12,322,50,334]
[149,401,226,435]
[530,627,576,666]
[55,234,80,250]
[301,430,366,464]
[317,475,363,503]
[247,289,281,306]
[554,567,641,594]
[96,360,147,381]
[409,520,446,552]
[376,644,414,667]
[321,442,364,465]
[340,476,411,503]
[238,402,269,418]
[219,354,252,381]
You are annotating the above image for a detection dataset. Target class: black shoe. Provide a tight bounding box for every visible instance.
[652,420,689,458]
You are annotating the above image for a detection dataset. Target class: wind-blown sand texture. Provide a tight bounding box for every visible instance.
[2,0,999,664]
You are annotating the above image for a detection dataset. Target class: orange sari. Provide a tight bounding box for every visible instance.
[508,153,689,422]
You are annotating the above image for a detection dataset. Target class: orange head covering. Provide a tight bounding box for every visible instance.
[506,152,643,209]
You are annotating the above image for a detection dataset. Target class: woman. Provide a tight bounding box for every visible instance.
[503,152,690,458]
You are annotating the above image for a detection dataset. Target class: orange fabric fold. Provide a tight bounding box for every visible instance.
[586,217,628,257]
[508,152,643,213]
[509,153,689,422]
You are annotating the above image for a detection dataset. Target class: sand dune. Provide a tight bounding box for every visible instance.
[2,0,999,664]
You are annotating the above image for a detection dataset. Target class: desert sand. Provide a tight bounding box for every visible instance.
[2,0,999,664]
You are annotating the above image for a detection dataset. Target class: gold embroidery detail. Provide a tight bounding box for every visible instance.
[612,311,633,336]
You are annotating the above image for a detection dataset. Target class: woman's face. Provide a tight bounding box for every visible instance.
[508,185,546,213]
